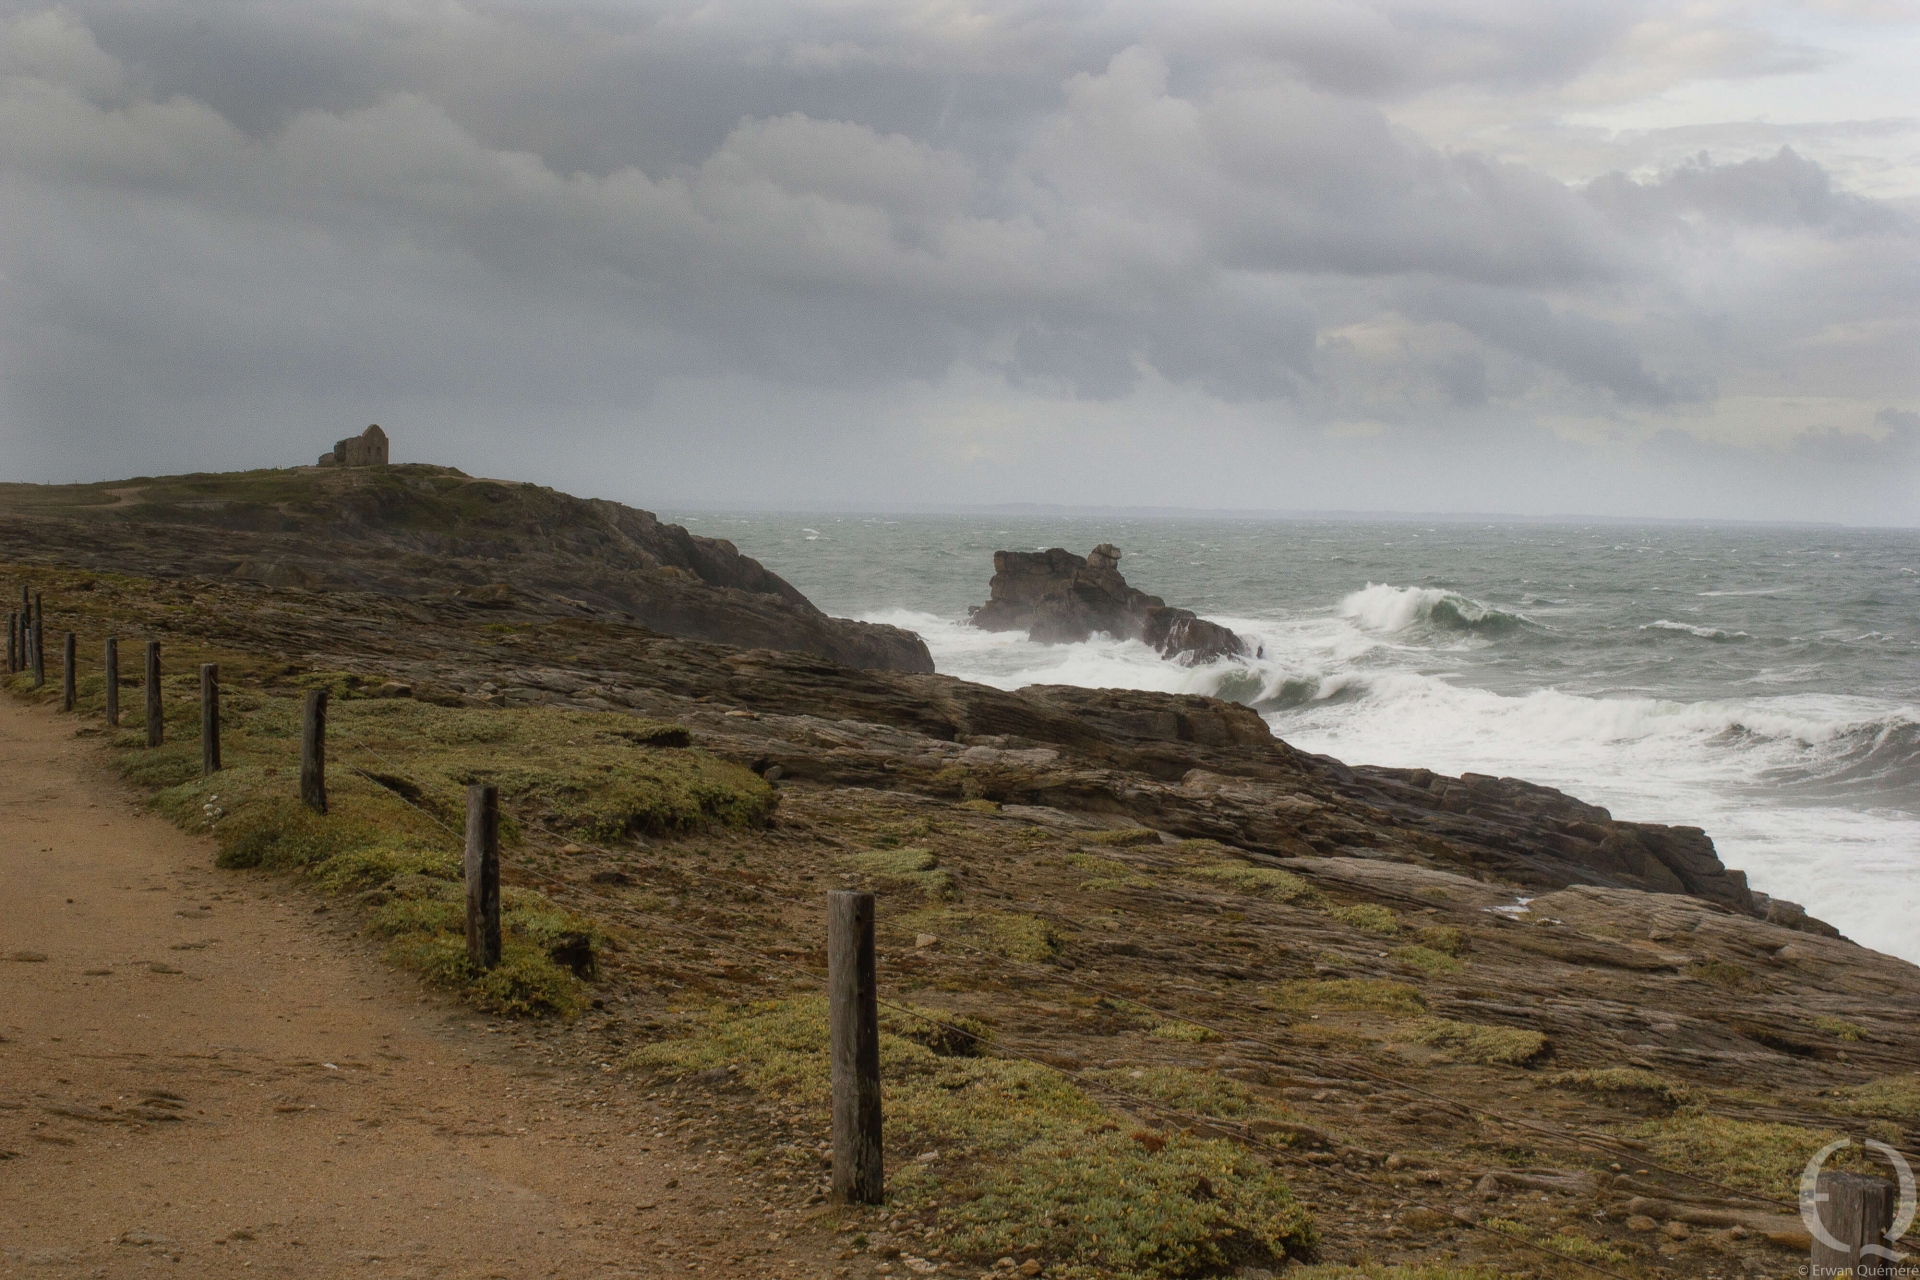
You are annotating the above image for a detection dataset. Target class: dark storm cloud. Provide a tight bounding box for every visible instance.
[0,1,1914,521]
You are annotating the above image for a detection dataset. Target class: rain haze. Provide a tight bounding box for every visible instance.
[1,0,1916,522]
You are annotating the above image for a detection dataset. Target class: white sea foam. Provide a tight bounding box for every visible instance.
[866,591,1920,962]
[1643,619,1749,641]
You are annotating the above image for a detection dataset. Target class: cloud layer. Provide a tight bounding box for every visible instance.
[1,1,1916,521]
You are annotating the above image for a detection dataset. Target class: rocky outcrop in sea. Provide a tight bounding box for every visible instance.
[968,543,1253,664]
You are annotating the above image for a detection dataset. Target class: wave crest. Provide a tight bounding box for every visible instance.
[1643,619,1750,642]
[1339,583,1530,636]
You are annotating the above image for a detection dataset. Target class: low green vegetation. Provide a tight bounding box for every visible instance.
[1686,958,1753,990]
[895,909,1063,964]
[630,998,1316,1278]
[1812,1015,1866,1042]
[1412,1019,1547,1065]
[1148,1020,1217,1043]
[985,911,1063,963]
[1633,1113,1855,1195]
[1829,1074,1920,1121]
[1542,1233,1631,1267]
[841,847,956,900]
[1546,1067,1688,1110]
[1185,863,1325,906]
[1391,945,1464,977]
[1331,903,1399,935]
[883,1003,995,1057]
[1068,852,1153,891]
[1413,925,1470,956]
[367,875,601,1015]
[1084,1065,1294,1123]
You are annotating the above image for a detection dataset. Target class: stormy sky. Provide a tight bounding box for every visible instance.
[1,2,1916,522]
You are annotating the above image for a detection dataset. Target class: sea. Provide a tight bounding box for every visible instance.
[668,513,1920,965]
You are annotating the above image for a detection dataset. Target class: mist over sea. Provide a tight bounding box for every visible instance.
[671,513,1920,963]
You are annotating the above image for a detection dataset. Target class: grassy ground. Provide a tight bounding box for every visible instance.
[631,999,1316,1279]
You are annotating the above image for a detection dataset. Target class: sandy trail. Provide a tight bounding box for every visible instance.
[0,697,837,1279]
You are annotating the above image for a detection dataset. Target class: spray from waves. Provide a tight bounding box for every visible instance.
[869,604,1919,801]
[1270,672,1920,959]
[1275,673,1920,801]
[1339,583,1532,636]
[1642,619,1750,642]
[867,598,1920,959]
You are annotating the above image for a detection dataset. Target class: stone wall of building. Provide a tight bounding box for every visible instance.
[318,424,389,467]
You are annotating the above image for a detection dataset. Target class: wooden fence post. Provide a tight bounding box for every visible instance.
[6,610,16,673]
[1809,1170,1897,1277]
[829,889,884,1205]
[104,638,119,727]
[200,664,220,774]
[30,596,44,689]
[144,641,163,748]
[300,690,328,814]
[465,784,501,971]
[62,633,76,711]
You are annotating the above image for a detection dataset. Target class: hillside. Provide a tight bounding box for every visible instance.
[3,474,1917,1279]
[0,464,932,673]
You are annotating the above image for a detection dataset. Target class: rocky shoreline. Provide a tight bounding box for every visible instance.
[4,464,1914,1278]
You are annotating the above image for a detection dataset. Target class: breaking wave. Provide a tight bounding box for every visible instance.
[1339,583,1532,636]
[1643,619,1750,642]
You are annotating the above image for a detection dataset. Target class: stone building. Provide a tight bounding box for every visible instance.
[318,424,390,467]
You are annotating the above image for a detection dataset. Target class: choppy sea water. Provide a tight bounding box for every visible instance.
[668,513,1920,963]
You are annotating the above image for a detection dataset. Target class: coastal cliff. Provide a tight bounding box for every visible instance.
[0,465,933,674]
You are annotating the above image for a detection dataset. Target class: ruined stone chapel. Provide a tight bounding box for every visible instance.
[318,424,389,467]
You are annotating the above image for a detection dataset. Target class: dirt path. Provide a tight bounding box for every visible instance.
[0,697,841,1279]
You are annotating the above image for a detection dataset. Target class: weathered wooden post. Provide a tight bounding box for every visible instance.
[144,641,164,748]
[200,663,220,774]
[300,689,328,814]
[1809,1170,1898,1277]
[62,633,76,711]
[6,610,16,673]
[464,784,501,971]
[828,889,883,1205]
[104,637,119,727]
[30,596,44,688]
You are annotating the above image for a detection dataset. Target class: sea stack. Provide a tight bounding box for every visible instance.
[968,543,1253,664]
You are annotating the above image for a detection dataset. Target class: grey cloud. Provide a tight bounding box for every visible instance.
[1586,147,1907,234]
[1396,281,1691,406]
[0,1,1915,522]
